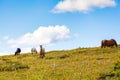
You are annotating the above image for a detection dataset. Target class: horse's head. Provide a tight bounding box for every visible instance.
[40,45,42,48]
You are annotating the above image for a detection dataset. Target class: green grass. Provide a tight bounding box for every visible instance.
[0,46,120,80]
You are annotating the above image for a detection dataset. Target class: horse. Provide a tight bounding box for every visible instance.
[101,39,117,48]
[15,48,21,55]
[40,45,45,58]
[31,48,37,54]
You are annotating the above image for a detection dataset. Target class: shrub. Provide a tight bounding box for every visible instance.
[58,54,69,59]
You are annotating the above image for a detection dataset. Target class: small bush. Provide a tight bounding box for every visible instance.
[58,54,69,59]
[98,73,115,80]
[2,58,10,61]
[114,62,120,70]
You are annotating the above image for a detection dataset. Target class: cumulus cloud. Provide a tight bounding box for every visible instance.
[6,25,70,48]
[52,0,116,13]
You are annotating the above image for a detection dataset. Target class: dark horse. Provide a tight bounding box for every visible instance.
[101,39,118,48]
[15,48,21,55]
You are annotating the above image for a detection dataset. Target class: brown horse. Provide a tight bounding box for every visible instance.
[40,45,45,58]
[101,39,117,48]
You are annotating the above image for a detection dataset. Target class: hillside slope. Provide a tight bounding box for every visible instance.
[0,47,120,80]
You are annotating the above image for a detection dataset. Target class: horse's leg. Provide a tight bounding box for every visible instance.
[102,45,105,48]
[101,46,103,48]
[15,52,17,55]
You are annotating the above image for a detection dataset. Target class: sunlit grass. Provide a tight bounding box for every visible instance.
[0,46,120,80]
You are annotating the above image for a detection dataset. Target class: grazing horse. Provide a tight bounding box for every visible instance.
[40,45,45,58]
[101,39,117,48]
[31,48,37,54]
[15,48,21,55]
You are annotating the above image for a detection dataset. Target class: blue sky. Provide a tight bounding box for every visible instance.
[0,0,120,55]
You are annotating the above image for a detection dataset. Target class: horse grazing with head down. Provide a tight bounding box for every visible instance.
[31,48,37,54]
[101,39,117,48]
[15,48,21,55]
[40,45,45,58]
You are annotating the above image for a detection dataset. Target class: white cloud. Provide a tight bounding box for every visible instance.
[6,25,70,48]
[3,36,9,40]
[0,52,10,56]
[52,0,116,13]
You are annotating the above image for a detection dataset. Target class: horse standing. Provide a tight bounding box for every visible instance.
[40,45,45,58]
[31,48,37,54]
[101,39,117,48]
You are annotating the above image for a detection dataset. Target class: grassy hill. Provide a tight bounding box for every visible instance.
[0,46,120,80]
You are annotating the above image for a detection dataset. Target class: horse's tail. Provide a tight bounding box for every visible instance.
[101,40,104,48]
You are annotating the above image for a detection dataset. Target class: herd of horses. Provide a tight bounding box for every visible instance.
[15,45,45,58]
[14,39,118,58]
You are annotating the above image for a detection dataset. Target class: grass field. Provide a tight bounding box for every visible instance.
[0,46,120,80]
